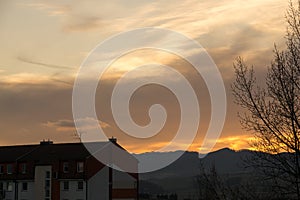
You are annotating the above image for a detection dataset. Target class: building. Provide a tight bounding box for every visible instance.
[0,139,138,200]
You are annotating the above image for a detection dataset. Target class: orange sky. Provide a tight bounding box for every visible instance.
[0,0,291,153]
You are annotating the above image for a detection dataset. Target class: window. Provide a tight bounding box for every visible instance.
[63,162,69,173]
[46,171,50,179]
[45,172,51,199]
[45,189,50,197]
[53,172,58,179]
[63,181,69,190]
[22,182,28,191]
[7,164,12,174]
[45,171,51,191]
[0,165,3,174]
[7,182,12,191]
[77,181,83,190]
[45,180,50,188]
[77,162,84,173]
[21,163,27,174]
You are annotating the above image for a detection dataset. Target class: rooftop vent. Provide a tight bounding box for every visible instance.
[40,139,53,145]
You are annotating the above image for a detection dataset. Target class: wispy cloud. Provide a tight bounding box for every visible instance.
[0,73,53,85]
[21,3,71,16]
[43,119,111,132]
[50,78,73,86]
[0,0,290,152]
[43,119,75,132]
[213,135,255,151]
[17,56,75,70]
[63,16,102,32]
[0,72,74,87]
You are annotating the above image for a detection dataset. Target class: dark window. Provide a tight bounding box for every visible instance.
[0,165,3,174]
[22,182,28,191]
[21,163,27,174]
[45,189,50,197]
[7,164,12,174]
[53,172,58,179]
[63,181,69,190]
[63,162,69,173]
[45,180,50,188]
[77,181,83,190]
[46,171,50,179]
[77,162,84,173]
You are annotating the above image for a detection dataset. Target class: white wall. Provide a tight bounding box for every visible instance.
[88,166,109,200]
[113,170,136,189]
[17,181,34,200]
[60,180,86,200]
[1,181,15,200]
[34,165,52,200]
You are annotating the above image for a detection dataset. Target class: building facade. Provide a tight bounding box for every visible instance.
[0,140,138,200]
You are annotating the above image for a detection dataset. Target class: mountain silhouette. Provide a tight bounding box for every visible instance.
[137,148,255,199]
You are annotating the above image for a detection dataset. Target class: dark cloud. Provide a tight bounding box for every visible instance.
[0,82,74,145]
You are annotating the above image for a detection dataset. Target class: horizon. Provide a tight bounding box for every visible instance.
[0,138,253,154]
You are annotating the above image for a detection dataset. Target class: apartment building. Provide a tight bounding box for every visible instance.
[0,139,138,200]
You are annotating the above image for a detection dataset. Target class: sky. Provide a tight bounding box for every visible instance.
[0,0,291,153]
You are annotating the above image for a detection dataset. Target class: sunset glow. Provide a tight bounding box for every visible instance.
[0,0,291,153]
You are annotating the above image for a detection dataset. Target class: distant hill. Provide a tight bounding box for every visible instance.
[137,148,255,199]
[137,148,253,178]
[137,151,200,180]
[201,148,253,174]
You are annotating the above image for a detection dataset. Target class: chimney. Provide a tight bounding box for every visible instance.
[109,137,117,144]
[40,139,53,145]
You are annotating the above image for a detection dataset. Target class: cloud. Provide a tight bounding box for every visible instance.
[44,119,111,132]
[20,2,104,33]
[45,119,75,128]
[63,16,102,32]
[18,0,287,74]
[22,3,71,16]
[44,119,75,132]
[27,0,286,83]
[20,0,287,44]
[0,0,290,153]
[17,56,75,70]
[50,78,73,86]
[214,135,255,151]
[0,70,248,153]
[0,73,54,85]
[0,73,74,87]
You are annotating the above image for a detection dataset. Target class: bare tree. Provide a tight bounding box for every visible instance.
[196,162,265,200]
[232,1,300,199]
[197,164,228,200]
